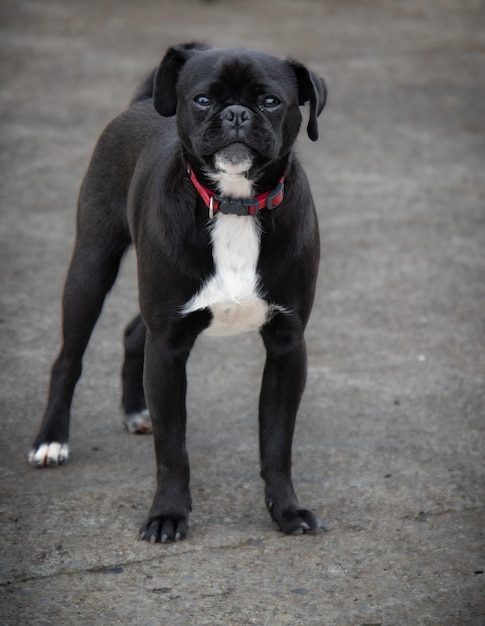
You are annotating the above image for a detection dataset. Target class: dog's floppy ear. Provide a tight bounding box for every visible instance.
[153,42,208,117]
[288,61,327,141]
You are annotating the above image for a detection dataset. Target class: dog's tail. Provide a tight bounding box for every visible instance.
[129,68,157,106]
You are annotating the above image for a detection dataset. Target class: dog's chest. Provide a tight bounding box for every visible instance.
[181,214,269,336]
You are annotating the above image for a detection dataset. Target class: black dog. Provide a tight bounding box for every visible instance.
[29,43,327,542]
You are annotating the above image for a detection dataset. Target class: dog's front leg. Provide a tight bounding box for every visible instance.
[139,333,191,543]
[139,312,210,543]
[259,319,324,535]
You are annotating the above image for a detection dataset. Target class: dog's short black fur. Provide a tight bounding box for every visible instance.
[29,43,327,542]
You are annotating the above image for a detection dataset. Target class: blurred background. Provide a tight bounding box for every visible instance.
[1,1,484,625]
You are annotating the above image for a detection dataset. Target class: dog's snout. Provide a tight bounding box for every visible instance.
[222,105,252,129]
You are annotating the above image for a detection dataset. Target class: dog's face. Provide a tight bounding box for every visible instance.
[153,44,326,183]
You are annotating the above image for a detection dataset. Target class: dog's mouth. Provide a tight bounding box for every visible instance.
[213,142,256,176]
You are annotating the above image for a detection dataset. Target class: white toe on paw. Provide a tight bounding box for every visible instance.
[55,443,69,464]
[28,442,69,467]
[28,444,48,465]
[123,409,152,434]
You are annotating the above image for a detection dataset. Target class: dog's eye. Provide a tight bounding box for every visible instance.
[194,95,211,107]
[260,96,281,110]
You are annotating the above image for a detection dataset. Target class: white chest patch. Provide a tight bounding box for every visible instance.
[181,213,270,336]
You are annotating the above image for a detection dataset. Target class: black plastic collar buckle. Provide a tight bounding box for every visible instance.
[217,197,257,216]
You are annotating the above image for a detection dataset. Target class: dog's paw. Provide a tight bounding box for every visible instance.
[267,500,326,535]
[123,409,152,434]
[139,514,189,544]
[28,442,70,468]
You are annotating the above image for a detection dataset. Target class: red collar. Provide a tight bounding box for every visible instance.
[187,166,285,218]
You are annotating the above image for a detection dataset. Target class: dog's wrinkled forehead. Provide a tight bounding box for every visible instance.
[177,48,297,103]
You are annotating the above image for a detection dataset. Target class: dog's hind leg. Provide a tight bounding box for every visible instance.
[121,314,151,434]
[29,227,129,467]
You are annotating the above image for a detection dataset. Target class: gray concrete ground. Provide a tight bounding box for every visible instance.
[1,0,484,624]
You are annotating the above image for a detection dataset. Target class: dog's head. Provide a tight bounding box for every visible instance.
[153,43,326,194]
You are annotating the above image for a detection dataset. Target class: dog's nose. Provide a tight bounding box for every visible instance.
[222,105,252,129]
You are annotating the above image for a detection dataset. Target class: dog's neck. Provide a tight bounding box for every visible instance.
[206,169,254,199]
[186,154,291,200]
